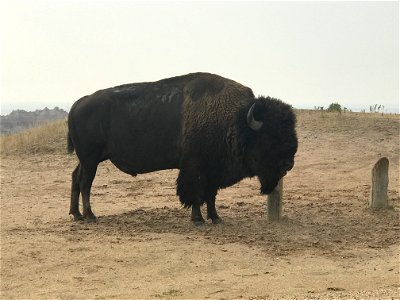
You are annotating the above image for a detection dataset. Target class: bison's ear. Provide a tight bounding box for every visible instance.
[247,102,264,131]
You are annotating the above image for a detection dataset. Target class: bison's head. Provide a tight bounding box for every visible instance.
[244,96,298,194]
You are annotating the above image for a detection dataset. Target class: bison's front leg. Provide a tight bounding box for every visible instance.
[191,203,205,225]
[206,188,223,224]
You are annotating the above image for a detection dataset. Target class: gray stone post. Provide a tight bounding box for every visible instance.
[370,157,389,209]
[268,179,283,221]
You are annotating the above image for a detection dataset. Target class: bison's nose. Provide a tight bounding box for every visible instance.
[283,159,294,171]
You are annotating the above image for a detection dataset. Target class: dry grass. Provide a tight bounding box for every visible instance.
[296,109,400,135]
[1,110,398,156]
[0,119,68,156]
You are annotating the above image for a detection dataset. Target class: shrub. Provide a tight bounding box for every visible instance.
[327,102,342,113]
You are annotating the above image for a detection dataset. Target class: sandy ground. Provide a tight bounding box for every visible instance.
[1,111,399,299]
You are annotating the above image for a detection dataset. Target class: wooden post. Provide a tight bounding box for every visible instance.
[370,157,389,209]
[268,179,283,221]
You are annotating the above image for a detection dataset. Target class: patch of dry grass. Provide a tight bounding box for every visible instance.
[0,119,68,156]
[296,110,400,135]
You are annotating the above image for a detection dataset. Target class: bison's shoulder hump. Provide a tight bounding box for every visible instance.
[184,74,226,102]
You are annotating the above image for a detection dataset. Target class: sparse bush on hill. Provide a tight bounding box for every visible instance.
[369,104,385,114]
[327,102,342,113]
[0,118,68,155]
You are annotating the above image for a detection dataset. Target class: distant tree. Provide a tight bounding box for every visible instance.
[327,102,342,113]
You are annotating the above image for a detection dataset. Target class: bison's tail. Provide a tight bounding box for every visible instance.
[67,132,74,154]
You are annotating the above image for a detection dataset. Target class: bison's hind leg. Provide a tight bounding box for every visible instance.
[69,164,83,221]
[69,161,99,222]
[78,162,98,222]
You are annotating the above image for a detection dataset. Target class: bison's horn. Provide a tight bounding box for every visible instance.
[247,103,263,131]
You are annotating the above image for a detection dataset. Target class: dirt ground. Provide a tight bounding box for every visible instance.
[1,111,399,299]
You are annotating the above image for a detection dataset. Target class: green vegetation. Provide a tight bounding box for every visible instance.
[327,102,342,113]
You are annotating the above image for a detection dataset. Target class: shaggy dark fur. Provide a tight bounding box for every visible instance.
[67,72,297,224]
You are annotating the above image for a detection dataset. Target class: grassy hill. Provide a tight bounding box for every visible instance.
[0,118,68,155]
[0,110,398,156]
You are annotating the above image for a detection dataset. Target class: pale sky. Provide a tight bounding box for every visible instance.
[1,1,398,114]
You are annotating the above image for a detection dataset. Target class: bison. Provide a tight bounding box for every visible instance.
[67,72,298,225]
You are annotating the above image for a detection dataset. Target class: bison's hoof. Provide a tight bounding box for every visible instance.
[71,214,84,222]
[212,217,223,224]
[83,215,97,223]
[193,218,205,226]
